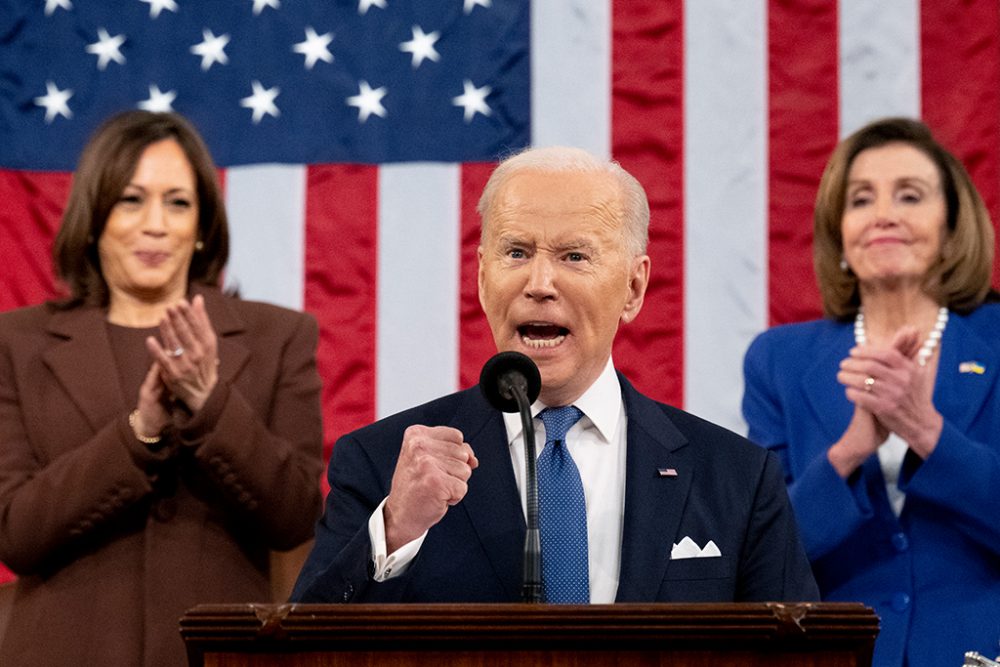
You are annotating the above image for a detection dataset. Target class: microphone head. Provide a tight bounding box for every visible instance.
[479,351,542,413]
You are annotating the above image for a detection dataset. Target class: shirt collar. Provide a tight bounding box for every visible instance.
[502,356,622,445]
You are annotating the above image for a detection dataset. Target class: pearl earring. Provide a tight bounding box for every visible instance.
[840,258,849,271]
[195,240,204,251]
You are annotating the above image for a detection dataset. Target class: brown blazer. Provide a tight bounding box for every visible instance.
[0,286,325,666]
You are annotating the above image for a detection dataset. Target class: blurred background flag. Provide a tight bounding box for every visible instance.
[2,0,999,584]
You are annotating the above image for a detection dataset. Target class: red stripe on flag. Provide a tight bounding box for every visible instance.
[921,0,1000,289]
[0,170,69,309]
[304,165,378,463]
[767,0,837,325]
[0,169,69,584]
[612,0,685,408]
[458,163,497,390]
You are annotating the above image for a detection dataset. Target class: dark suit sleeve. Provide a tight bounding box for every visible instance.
[736,450,819,601]
[174,311,325,550]
[290,430,414,603]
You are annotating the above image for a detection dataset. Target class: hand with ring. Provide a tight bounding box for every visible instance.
[837,325,943,459]
[145,294,220,413]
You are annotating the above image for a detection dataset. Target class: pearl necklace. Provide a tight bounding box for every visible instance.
[854,306,949,367]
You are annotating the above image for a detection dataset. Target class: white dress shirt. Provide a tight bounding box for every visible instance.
[369,357,628,604]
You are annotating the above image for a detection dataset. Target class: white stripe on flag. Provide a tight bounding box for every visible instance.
[531,0,611,157]
[224,164,306,310]
[376,163,461,419]
[683,0,768,432]
[839,0,920,136]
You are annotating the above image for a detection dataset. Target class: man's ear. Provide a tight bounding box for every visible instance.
[477,245,487,310]
[620,254,650,324]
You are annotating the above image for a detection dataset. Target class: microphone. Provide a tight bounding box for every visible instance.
[479,351,543,603]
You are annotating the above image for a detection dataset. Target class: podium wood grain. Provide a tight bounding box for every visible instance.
[180,602,878,667]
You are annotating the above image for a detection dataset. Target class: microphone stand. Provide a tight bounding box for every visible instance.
[481,352,544,603]
[509,380,542,603]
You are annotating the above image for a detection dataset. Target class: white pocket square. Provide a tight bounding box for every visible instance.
[670,537,722,560]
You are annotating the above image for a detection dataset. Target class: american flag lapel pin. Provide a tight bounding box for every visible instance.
[658,468,678,477]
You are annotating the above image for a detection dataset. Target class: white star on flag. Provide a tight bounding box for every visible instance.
[34,81,73,123]
[251,0,280,16]
[452,79,491,123]
[85,28,126,71]
[399,26,440,69]
[44,0,71,16]
[346,80,387,122]
[190,29,230,71]
[464,0,491,14]
[292,27,334,70]
[139,0,178,19]
[358,0,386,16]
[240,81,281,124]
[138,84,177,112]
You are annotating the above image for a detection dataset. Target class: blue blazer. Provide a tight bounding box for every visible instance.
[292,373,818,604]
[743,304,1000,667]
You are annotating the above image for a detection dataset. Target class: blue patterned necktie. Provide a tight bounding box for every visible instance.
[537,405,589,603]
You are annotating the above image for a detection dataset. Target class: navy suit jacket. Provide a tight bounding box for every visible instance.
[292,373,818,604]
[743,303,1000,667]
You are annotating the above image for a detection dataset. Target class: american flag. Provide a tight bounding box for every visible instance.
[2,0,1000,586]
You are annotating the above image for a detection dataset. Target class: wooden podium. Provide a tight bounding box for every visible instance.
[180,602,878,667]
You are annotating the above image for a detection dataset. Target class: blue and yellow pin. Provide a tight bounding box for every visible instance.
[958,361,986,375]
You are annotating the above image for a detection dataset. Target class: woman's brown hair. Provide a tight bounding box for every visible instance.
[52,110,229,306]
[813,117,994,319]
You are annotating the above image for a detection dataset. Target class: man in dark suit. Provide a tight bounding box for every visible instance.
[292,146,818,604]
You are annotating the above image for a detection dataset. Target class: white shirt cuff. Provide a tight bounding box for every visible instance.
[368,496,427,581]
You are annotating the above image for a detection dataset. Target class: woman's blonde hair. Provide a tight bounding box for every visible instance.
[813,117,994,319]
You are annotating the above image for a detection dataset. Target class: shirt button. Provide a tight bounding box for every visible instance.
[891,593,910,612]
[891,532,909,552]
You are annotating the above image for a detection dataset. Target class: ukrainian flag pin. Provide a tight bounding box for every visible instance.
[958,361,986,375]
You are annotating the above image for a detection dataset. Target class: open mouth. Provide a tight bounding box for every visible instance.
[518,323,568,348]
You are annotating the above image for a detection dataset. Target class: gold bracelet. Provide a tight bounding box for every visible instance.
[128,410,162,445]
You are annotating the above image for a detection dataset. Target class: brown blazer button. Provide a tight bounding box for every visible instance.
[153,498,177,522]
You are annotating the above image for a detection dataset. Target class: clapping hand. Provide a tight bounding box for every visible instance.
[840,326,942,457]
[145,294,220,413]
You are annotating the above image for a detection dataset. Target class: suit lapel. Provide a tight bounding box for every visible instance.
[800,323,854,444]
[615,376,694,602]
[452,389,525,599]
[934,312,998,432]
[40,288,251,435]
[42,306,126,432]
[194,286,251,386]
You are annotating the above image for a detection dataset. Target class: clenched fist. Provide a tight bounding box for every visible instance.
[383,425,479,553]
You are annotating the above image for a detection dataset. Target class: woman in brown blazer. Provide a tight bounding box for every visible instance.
[0,111,325,666]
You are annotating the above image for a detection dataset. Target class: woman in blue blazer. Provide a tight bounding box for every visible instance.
[743,117,1000,667]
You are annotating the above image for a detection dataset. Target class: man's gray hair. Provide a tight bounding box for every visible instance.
[477,146,650,256]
